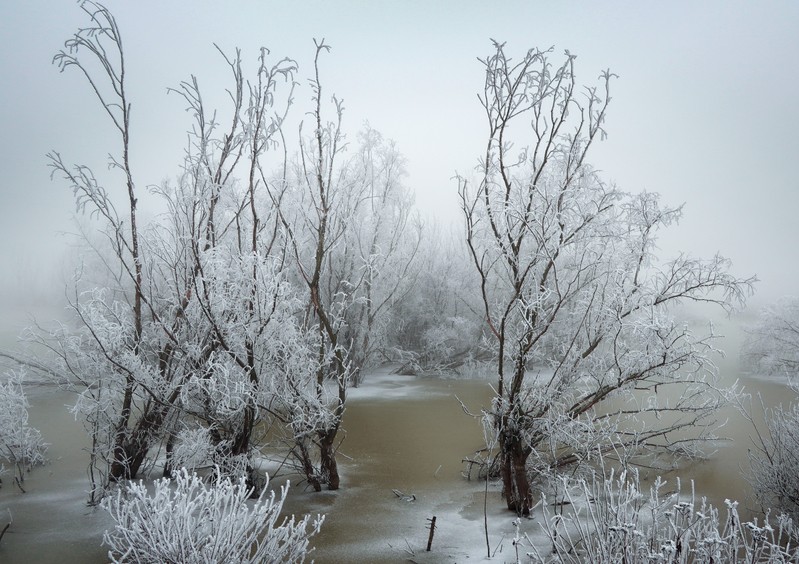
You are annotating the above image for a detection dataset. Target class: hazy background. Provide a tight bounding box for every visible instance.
[1,1,797,331]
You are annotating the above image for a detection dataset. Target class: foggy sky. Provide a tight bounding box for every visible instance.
[1,0,797,322]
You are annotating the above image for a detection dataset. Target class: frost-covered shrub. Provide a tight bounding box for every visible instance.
[748,385,799,521]
[166,426,215,474]
[102,468,323,563]
[521,469,799,563]
[0,370,46,486]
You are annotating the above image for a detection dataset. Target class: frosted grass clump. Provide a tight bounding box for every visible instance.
[102,468,323,563]
[521,469,799,563]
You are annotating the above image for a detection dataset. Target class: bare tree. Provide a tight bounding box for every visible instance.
[331,126,423,384]
[459,42,754,515]
[273,43,423,488]
[275,40,353,491]
[46,4,421,502]
[45,2,299,499]
[48,0,143,486]
[166,43,297,480]
[746,387,799,520]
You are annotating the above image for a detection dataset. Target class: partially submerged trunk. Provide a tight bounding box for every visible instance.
[229,403,255,459]
[319,430,340,490]
[292,431,340,492]
[110,404,169,481]
[499,433,534,516]
[297,440,322,492]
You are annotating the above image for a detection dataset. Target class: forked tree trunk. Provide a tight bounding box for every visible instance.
[110,433,148,481]
[319,431,340,490]
[499,434,533,516]
[109,403,171,481]
[296,440,322,492]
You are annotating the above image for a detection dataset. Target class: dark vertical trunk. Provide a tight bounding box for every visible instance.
[499,434,533,516]
[110,434,148,481]
[230,403,255,458]
[296,440,322,492]
[111,377,135,479]
[319,430,340,490]
[109,403,170,481]
[228,403,260,491]
[109,444,131,481]
[163,431,175,478]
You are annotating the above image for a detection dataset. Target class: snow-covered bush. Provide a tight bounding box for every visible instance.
[747,382,799,521]
[102,468,323,564]
[0,370,46,487]
[166,426,215,474]
[521,469,799,563]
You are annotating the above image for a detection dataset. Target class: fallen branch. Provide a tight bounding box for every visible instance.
[392,489,416,502]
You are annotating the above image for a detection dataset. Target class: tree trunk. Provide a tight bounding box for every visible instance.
[296,439,321,492]
[319,431,340,490]
[230,403,254,458]
[110,433,148,481]
[109,404,169,481]
[227,403,260,492]
[163,431,175,478]
[499,434,533,515]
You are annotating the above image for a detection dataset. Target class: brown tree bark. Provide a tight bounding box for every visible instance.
[499,434,533,516]
[109,401,173,480]
[319,430,340,490]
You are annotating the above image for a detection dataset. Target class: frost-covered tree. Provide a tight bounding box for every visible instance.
[459,42,754,515]
[45,1,300,498]
[160,45,302,482]
[45,2,419,501]
[747,385,799,521]
[389,230,486,375]
[47,0,143,488]
[0,370,47,489]
[333,126,423,384]
[102,468,322,564]
[272,44,423,489]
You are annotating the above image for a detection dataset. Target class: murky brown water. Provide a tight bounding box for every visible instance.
[0,316,794,563]
[0,384,110,564]
[0,370,498,563]
[281,372,497,562]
